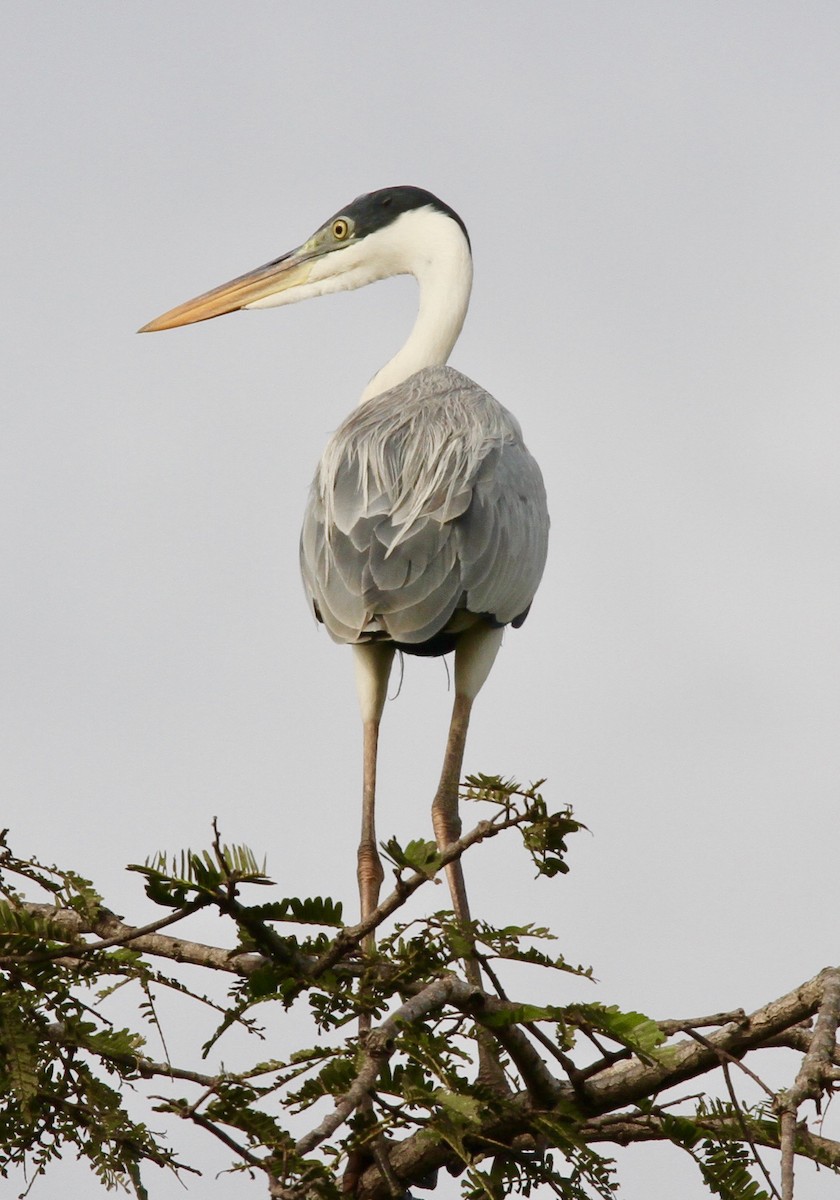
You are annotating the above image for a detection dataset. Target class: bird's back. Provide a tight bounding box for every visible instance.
[300,365,548,654]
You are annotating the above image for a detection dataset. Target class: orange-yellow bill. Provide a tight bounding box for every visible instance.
[138,248,313,333]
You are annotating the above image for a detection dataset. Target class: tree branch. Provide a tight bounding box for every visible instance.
[295,976,464,1158]
[351,968,840,1199]
[580,1109,840,1169]
[44,1021,218,1087]
[658,1009,748,1037]
[17,901,265,975]
[310,811,529,977]
[582,968,837,1114]
[11,809,526,985]
[774,967,840,1200]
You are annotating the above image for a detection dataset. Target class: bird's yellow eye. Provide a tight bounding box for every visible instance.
[332,218,350,241]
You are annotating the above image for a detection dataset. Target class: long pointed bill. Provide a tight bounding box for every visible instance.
[138,247,315,333]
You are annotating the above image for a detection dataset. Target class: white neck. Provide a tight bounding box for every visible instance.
[358,209,473,403]
[245,205,473,405]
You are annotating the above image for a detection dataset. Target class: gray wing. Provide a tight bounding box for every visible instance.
[299,366,549,647]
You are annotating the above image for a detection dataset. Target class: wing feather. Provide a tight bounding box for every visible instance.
[299,365,548,648]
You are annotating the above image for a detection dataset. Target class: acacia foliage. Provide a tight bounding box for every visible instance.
[0,779,838,1200]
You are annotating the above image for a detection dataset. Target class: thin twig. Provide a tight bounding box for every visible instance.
[521,1018,582,1077]
[719,1058,781,1200]
[658,1009,748,1037]
[170,1103,265,1169]
[686,1029,776,1100]
[44,1022,217,1087]
[311,810,533,977]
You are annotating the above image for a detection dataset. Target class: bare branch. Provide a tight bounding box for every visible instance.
[5,902,208,965]
[351,968,840,1200]
[658,1009,748,1036]
[16,901,265,975]
[775,967,840,1200]
[685,1028,777,1100]
[583,968,837,1114]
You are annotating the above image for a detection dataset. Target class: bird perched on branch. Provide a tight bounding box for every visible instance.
[141,186,549,976]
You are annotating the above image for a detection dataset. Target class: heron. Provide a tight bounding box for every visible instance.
[140,186,549,987]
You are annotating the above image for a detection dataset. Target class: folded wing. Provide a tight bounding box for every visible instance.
[300,365,549,651]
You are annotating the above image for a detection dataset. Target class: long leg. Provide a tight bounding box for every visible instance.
[431,690,478,972]
[344,645,396,1195]
[431,624,503,952]
[431,625,506,1087]
[353,643,396,941]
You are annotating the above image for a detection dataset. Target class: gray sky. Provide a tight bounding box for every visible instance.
[2,4,840,1197]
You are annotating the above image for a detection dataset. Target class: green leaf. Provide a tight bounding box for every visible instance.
[0,996,39,1111]
[481,1002,567,1029]
[463,773,519,804]
[79,1024,146,1061]
[564,1002,665,1061]
[521,809,581,878]
[288,1055,356,1109]
[248,896,344,927]
[434,1088,483,1125]
[129,840,270,905]
[381,837,442,878]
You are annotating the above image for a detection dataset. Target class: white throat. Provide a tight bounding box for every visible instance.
[358,209,473,403]
[246,205,473,405]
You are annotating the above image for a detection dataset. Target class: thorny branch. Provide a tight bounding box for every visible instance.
[5,817,840,1199]
[8,903,840,1199]
[344,969,840,1200]
[9,807,537,984]
[310,805,538,977]
[245,968,840,1200]
[774,967,840,1200]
